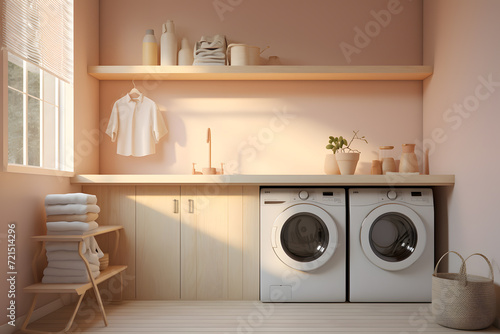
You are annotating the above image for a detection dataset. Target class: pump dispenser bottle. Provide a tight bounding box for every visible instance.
[142,29,158,65]
[161,20,178,65]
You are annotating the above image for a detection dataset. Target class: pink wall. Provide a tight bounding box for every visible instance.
[0,0,99,328]
[423,0,500,326]
[74,0,100,175]
[98,0,425,175]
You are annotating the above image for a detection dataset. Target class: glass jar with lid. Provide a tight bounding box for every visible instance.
[379,146,396,174]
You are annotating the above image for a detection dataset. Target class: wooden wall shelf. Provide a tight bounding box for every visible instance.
[71,174,455,187]
[88,65,433,81]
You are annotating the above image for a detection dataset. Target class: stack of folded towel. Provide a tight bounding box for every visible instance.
[193,35,227,66]
[42,193,104,284]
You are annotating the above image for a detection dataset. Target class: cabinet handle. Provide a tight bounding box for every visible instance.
[188,199,194,213]
[173,199,179,214]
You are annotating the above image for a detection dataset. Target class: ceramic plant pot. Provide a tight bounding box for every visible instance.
[324,154,340,175]
[335,152,360,175]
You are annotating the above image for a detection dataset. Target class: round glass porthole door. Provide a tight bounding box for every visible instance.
[360,204,426,271]
[272,204,338,271]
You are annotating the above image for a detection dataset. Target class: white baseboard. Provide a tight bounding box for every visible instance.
[0,298,64,334]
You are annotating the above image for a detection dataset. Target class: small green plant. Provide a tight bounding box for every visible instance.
[326,130,368,153]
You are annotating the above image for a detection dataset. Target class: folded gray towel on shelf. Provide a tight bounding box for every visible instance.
[43,266,99,277]
[45,241,87,253]
[46,250,100,265]
[193,61,225,66]
[47,260,100,271]
[196,34,227,50]
[194,50,226,59]
[42,271,100,284]
[194,34,227,65]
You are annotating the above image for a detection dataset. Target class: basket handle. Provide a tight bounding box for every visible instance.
[464,253,495,281]
[434,251,467,283]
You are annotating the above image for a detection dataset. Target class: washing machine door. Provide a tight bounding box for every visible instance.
[360,204,426,271]
[272,204,338,271]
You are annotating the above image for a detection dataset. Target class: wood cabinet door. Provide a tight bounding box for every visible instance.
[181,186,259,300]
[136,186,181,299]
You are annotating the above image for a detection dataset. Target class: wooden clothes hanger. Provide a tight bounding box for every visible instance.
[129,80,141,98]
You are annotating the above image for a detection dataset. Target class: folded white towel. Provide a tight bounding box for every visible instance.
[46,250,100,266]
[46,213,98,222]
[47,260,99,271]
[45,193,98,205]
[46,221,98,233]
[45,241,87,253]
[42,271,100,284]
[44,267,99,277]
[46,204,100,216]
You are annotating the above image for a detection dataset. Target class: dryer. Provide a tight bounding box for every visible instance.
[349,188,434,302]
[260,188,346,302]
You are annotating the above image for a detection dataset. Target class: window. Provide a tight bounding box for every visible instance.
[2,0,74,176]
[6,52,73,173]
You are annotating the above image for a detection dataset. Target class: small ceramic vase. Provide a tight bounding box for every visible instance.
[379,146,397,174]
[399,144,419,173]
[371,160,382,175]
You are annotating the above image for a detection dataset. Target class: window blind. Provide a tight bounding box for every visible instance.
[2,0,73,83]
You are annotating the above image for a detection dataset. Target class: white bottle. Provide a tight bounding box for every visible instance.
[142,29,158,65]
[161,20,177,65]
[178,38,194,65]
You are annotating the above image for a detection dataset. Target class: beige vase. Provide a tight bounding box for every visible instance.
[324,154,340,175]
[335,152,360,175]
[399,144,419,173]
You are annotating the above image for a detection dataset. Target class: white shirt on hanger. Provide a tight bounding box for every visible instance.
[106,93,168,157]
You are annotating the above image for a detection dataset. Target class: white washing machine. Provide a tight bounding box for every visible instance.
[260,187,346,302]
[349,188,434,302]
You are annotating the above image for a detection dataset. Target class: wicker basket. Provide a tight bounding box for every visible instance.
[432,251,496,330]
[99,253,109,271]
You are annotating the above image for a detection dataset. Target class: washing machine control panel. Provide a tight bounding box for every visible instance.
[291,189,344,205]
[261,188,345,205]
[350,188,433,206]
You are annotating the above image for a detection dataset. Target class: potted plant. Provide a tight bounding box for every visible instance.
[326,130,368,175]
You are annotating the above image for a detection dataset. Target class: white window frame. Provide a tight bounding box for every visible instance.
[2,49,74,177]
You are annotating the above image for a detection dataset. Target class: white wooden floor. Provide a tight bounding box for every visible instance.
[21,300,500,334]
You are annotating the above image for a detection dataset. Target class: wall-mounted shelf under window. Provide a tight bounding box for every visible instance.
[87,65,433,81]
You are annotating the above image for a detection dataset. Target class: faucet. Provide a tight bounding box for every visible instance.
[192,128,224,175]
[202,128,217,175]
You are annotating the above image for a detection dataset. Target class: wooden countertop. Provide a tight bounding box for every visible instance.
[71,174,455,186]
